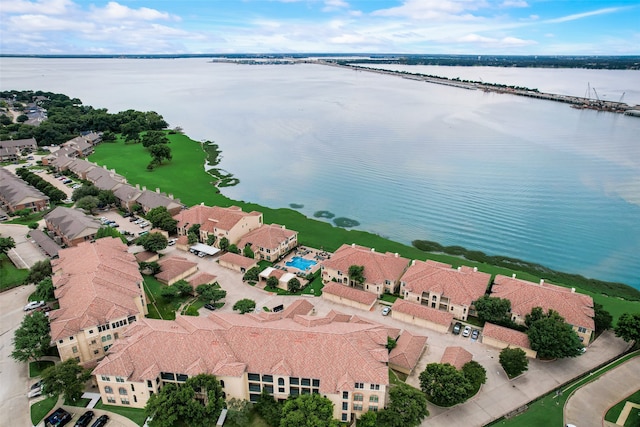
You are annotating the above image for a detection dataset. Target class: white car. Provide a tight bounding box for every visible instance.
[167,239,177,246]
[462,326,472,337]
[27,380,44,398]
[24,301,46,311]
[381,307,391,316]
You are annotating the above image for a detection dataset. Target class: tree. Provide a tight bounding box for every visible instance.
[139,261,161,275]
[614,313,640,344]
[137,232,168,252]
[525,306,545,328]
[499,347,529,378]
[376,383,428,427]
[34,277,54,301]
[146,207,177,233]
[266,276,279,289]
[348,265,365,286]
[287,278,302,293]
[28,222,39,229]
[145,374,225,427]
[474,296,512,324]
[219,237,229,251]
[206,234,216,246]
[11,311,51,362]
[233,298,256,314]
[97,190,116,207]
[187,232,198,245]
[173,280,193,297]
[101,130,116,142]
[386,336,397,352]
[227,243,239,254]
[14,208,32,218]
[357,411,378,427]
[461,361,486,394]
[419,363,473,406]
[226,398,251,427]
[17,114,29,123]
[41,359,91,403]
[95,227,127,244]
[593,303,613,334]
[0,236,16,254]
[255,389,282,427]
[196,283,226,304]
[149,144,172,165]
[242,243,254,258]
[142,130,169,148]
[527,309,584,359]
[280,393,339,427]
[75,195,99,214]
[242,267,260,282]
[71,184,100,202]
[24,259,52,284]
[121,121,141,144]
[160,286,179,299]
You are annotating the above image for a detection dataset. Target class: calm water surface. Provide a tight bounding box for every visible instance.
[1,58,639,288]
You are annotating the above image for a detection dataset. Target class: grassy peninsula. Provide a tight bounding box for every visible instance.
[90,134,639,322]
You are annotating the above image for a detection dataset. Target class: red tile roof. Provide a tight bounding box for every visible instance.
[391,299,455,326]
[49,238,144,341]
[238,224,297,252]
[218,252,258,269]
[440,346,473,370]
[321,244,410,285]
[187,272,217,288]
[155,256,198,283]
[134,251,157,263]
[491,275,594,330]
[388,330,428,372]
[173,205,261,234]
[400,260,490,306]
[482,323,532,349]
[322,282,378,306]
[94,304,390,394]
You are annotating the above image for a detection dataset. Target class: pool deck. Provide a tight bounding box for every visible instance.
[274,246,331,277]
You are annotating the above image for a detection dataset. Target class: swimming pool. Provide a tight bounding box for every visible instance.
[285,256,318,271]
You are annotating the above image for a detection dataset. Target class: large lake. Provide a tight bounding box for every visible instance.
[1,58,639,289]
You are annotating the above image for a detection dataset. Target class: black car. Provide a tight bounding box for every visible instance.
[204,303,216,310]
[45,408,72,427]
[75,411,94,427]
[90,415,109,427]
[452,322,462,335]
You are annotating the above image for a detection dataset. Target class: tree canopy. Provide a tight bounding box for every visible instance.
[34,277,55,301]
[287,278,302,293]
[254,390,282,427]
[0,235,16,255]
[348,265,365,285]
[142,130,170,148]
[419,363,474,406]
[242,267,260,282]
[233,298,256,314]
[137,232,168,252]
[499,347,529,378]
[526,309,584,359]
[149,144,172,167]
[593,303,613,334]
[474,295,512,325]
[41,359,92,403]
[145,374,225,427]
[145,206,178,233]
[11,310,51,362]
[75,195,100,214]
[280,393,339,427]
[614,313,640,344]
[196,283,226,304]
[24,259,52,285]
[376,383,429,427]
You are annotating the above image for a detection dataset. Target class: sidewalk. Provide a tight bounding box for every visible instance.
[564,355,640,427]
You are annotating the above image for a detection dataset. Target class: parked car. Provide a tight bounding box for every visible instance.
[381,306,391,316]
[27,380,44,398]
[90,415,109,427]
[167,239,177,246]
[24,300,46,311]
[204,303,216,310]
[63,179,72,184]
[108,223,120,228]
[74,411,94,427]
[72,184,82,189]
[129,216,138,222]
[198,252,206,258]
[462,326,472,337]
[471,329,480,340]
[45,408,72,427]
[452,322,462,335]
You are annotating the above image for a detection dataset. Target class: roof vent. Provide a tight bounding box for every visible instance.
[512,273,516,279]
[473,267,477,272]
[540,279,544,286]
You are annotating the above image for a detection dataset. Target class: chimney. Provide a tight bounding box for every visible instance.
[457,266,462,272]
[394,253,398,258]
[169,194,173,199]
[200,202,205,206]
[411,260,416,266]
[473,267,477,272]
[512,273,516,279]
[111,169,115,173]
[571,288,575,293]
[371,248,375,252]
[142,186,147,191]
[103,165,107,169]
[281,225,285,229]
[351,243,355,248]
[155,188,160,193]
[135,184,140,190]
[540,279,544,286]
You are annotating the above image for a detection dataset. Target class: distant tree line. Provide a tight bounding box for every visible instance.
[0,90,168,145]
[15,167,66,203]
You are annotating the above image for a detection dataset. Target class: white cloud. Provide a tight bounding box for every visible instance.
[0,0,73,15]
[456,33,536,47]
[372,0,488,20]
[545,7,625,24]
[501,0,528,8]
[92,2,178,22]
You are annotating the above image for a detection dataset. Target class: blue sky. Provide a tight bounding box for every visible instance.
[0,0,638,54]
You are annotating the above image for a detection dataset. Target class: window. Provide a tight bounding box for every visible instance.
[131,384,135,392]
[161,372,175,381]
[69,336,74,340]
[93,350,100,355]
[91,340,97,345]
[127,315,137,323]
[279,388,285,393]
[290,387,299,396]
[121,398,130,405]
[370,384,380,390]
[342,391,349,399]
[101,335,112,342]
[107,396,116,404]
[59,339,63,344]
[264,385,274,394]
[578,327,587,333]
[342,402,348,411]
[248,373,260,381]
[116,377,125,383]
[220,380,225,388]
[104,386,113,394]
[176,374,188,382]
[370,395,379,402]
[337,271,342,276]
[147,380,152,388]
[249,383,261,393]
[262,375,273,383]
[302,388,310,395]
[119,387,128,395]
[72,346,78,354]
[290,377,299,385]
[103,345,111,352]
[278,378,285,386]
[101,376,110,382]
[370,406,378,412]
[114,333,119,340]
[353,394,363,401]
[312,379,320,387]
[353,404,363,411]
[133,396,137,403]
[301,378,311,386]
[89,330,94,334]
[354,382,364,389]
[341,414,347,422]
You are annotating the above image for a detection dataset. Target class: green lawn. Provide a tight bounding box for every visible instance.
[5,210,48,225]
[143,275,192,320]
[29,360,54,378]
[88,133,640,320]
[491,351,640,427]
[606,390,640,423]
[389,368,407,386]
[64,397,91,407]
[94,400,148,426]
[30,395,57,425]
[380,293,399,304]
[0,253,29,291]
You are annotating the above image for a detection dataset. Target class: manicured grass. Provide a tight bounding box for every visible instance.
[624,407,640,427]
[0,253,29,291]
[30,395,57,425]
[5,210,47,225]
[29,360,54,378]
[389,368,406,386]
[64,397,91,407]
[94,400,148,426]
[605,390,640,423]
[491,351,640,427]
[380,293,399,304]
[89,133,640,318]
[143,275,192,320]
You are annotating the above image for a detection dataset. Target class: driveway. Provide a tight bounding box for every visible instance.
[0,284,36,427]
[0,223,48,269]
[564,355,640,427]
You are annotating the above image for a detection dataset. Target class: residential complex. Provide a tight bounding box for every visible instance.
[491,274,595,343]
[44,207,101,247]
[321,244,410,297]
[237,223,298,261]
[399,260,491,321]
[0,168,49,213]
[0,138,37,161]
[173,205,263,247]
[48,238,148,365]
[92,301,424,423]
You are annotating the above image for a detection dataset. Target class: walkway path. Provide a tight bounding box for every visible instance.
[564,355,640,427]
